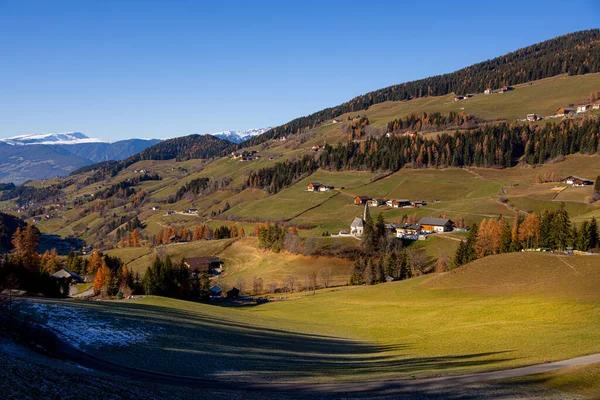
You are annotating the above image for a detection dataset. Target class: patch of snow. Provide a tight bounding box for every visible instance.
[21,302,157,349]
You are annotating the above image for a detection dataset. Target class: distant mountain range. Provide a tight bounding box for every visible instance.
[0,132,161,183]
[211,127,272,144]
[0,127,271,183]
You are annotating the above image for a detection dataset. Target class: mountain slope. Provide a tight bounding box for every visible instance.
[58,139,162,162]
[243,29,600,147]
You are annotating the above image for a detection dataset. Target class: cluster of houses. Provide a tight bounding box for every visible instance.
[133,169,149,174]
[353,195,426,208]
[231,150,260,162]
[454,86,514,101]
[307,182,335,192]
[555,104,600,117]
[342,203,453,240]
[454,93,476,102]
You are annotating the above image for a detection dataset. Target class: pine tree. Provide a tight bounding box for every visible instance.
[349,258,365,285]
[551,203,571,250]
[384,251,397,279]
[399,251,412,280]
[589,217,599,249]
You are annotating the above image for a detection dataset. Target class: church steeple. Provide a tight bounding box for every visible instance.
[363,202,370,221]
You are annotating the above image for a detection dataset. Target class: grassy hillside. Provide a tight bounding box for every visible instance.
[30,252,600,384]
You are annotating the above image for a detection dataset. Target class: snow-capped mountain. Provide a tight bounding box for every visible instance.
[211,127,272,144]
[0,132,109,146]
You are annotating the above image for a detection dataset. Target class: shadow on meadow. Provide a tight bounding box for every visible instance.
[54,300,517,383]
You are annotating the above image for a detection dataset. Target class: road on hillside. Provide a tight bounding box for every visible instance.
[52,336,600,396]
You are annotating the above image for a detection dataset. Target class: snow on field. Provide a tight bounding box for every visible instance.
[21,302,156,349]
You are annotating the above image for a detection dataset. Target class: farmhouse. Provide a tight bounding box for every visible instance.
[185,208,198,214]
[311,145,320,151]
[411,200,427,208]
[166,210,176,215]
[557,107,576,116]
[152,206,161,211]
[419,217,453,233]
[577,105,590,113]
[498,85,513,93]
[307,182,320,192]
[368,198,386,207]
[184,257,223,275]
[563,175,593,186]
[319,184,334,192]
[396,223,421,238]
[50,269,83,284]
[484,88,493,95]
[593,103,600,110]
[454,95,465,102]
[527,113,537,122]
[388,199,411,208]
[353,196,371,205]
[466,93,475,98]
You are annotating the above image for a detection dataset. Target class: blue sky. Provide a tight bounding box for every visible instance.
[0,0,598,141]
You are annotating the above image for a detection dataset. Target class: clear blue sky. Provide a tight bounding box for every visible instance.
[1,0,598,141]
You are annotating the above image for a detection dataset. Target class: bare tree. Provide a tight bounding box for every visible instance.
[407,248,429,274]
[283,274,297,293]
[235,277,246,294]
[266,281,278,294]
[436,252,450,273]
[252,276,264,295]
[319,267,333,288]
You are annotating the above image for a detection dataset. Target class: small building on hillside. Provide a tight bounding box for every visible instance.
[166,210,176,215]
[311,145,321,151]
[484,88,493,95]
[307,182,321,192]
[152,206,161,211]
[557,107,576,116]
[185,208,198,214]
[577,105,591,113]
[454,95,465,102]
[419,217,453,233]
[389,199,411,208]
[319,184,334,192]
[527,113,537,122]
[227,287,240,299]
[498,86,513,93]
[185,257,223,275]
[50,269,83,284]
[411,200,427,208]
[209,285,223,297]
[353,196,371,205]
[395,223,421,238]
[466,93,475,98]
[368,198,386,207]
[593,103,600,110]
[563,175,593,187]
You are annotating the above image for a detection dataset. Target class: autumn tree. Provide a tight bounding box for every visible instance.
[11,225,40,271]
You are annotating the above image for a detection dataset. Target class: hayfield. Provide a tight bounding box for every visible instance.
[35,252,600,384]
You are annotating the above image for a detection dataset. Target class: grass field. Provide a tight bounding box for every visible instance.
[514,362,600,399]
[31,252,600,384]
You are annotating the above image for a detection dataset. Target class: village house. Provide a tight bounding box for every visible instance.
[185,208,198,214]
[498,86,513,93]
[166,210,176,215]
[50,269,83,284]
[332,119,341,124]
[411,200,427,208]
[319,184,334,192]
[577,105,591,113]
[484,88,493,95]
[527,113,537,122]
[311,144,321,151]
[32,217,41,223]
[419,217,453,233]
[152,206,161,211]
[353,196,371,205]
[368,198,386,207]
[563,175,593,187]
[557,107,576,116]
[184,257,223,275]
[307,182,321,192]
[454,95,465,102]
[395,223,421,239]
[387,199,411,208]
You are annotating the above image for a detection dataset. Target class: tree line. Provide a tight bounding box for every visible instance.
[247,118,600,194]
[452,204,599,268]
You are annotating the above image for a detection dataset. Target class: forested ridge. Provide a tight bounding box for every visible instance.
[242,29,600,147]
[247,117,600,193]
